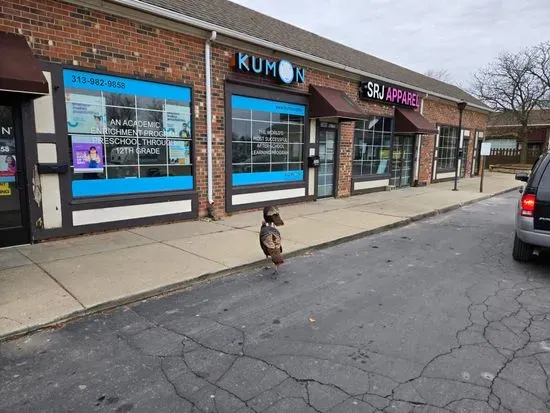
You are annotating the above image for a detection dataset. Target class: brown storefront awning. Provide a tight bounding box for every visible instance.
[395,107,437,134]
[309,85,367,120]
[0,32,48,95]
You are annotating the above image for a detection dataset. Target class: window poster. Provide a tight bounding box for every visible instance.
[231,95,305,186]
[165,104,191,138]
[0,109,16,183]
[65,93,105,135]
[0,155,16,182]
[71,136,104,173]
[63,69,193,197]
[168,140,191,165]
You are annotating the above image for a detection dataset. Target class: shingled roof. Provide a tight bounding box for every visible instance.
[126,0,489,110]
[488,109,550,127]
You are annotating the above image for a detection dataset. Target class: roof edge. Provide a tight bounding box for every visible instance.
[488,124,550,128]
[108,0,491,113]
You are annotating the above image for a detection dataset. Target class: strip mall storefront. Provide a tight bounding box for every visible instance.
[0,0,489,246]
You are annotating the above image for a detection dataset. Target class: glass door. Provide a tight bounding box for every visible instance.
[473,139,481,176]
[390,135,414,188]
[460,138,469,178]
[0,104,30,247]
[317,122,337,198]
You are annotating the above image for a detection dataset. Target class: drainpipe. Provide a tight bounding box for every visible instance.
[205,31,216,211]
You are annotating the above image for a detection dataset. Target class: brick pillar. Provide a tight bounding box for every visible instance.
[337,121,354,197]
[418,133,435,184]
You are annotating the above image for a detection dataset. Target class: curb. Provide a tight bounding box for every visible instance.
[0,186,522,343]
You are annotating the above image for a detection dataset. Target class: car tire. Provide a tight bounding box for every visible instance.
[512,233,534,261]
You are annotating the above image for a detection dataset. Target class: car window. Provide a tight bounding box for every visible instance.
[532,155,543,172]
[538,161,550,190]
[528,153,550,188]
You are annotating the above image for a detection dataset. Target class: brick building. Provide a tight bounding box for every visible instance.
[0,0,491,246]
[486,109,550,153]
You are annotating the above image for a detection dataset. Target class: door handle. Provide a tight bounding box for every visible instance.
[14,171,24,190]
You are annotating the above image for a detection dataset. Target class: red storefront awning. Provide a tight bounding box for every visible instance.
[309,85,368,120]
[394,107,437,135]
[0,32,49,95]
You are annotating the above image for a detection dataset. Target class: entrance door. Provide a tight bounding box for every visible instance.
[460,138,469,178]
[390,135,414,188]
[474,139,482,176]
[0,104,30,247]
[317,122,337,198]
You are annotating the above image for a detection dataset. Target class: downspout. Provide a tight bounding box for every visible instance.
[205,31,216,216]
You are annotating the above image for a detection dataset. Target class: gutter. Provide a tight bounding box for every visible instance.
[205,31,216,207]
[489,124,550,128]
[109,0,491,113]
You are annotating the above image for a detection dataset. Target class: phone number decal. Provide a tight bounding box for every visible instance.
[70,75,126,90]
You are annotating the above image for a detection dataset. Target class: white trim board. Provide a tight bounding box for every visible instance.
[232,188,306,206]
[72,199,193,226]
[354,179,389,191]
[437,172,455,180]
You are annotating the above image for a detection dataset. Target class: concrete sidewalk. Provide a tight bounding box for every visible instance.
[0,173,520,341]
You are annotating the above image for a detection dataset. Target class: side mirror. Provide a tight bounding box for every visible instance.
[515,173,529,182]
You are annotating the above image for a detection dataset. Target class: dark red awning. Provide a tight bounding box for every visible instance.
[394,107,437,134]
[309,85,368,120]
[0,32,48,95]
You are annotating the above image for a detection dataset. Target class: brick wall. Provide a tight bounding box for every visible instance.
[1,0,216,212]
[1,0,488,220]
[418,134,436,184]
[208,42,396,212]
[337,122,354,197]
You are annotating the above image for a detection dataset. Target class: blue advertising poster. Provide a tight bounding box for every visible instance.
[231,95,306,187]
[64,69,194,197]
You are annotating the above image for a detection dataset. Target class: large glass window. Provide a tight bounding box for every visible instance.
[63,69,193,197]
[231,95,305,186]
[353,116,392,177]
[437,125,460,172]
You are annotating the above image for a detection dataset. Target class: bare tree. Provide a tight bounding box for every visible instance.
[424,69,453,83]
[471,48,548,163]
[530,41,550,106]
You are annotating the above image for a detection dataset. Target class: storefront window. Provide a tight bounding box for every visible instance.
[63,69,193,197]
[231,95,305,186]
[437,125,460,171]
[353,117,392,177]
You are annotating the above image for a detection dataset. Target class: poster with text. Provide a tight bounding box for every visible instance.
[164,104,191,138]
[168,140,191,165]
[65,93,105,135]
[0,154,16,182]
[72,136,104,173]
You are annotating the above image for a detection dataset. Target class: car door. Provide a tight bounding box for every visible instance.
[534,159,550,232]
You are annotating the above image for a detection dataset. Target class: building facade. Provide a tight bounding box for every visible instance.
[486,110,550,165]
[0,0,490,247]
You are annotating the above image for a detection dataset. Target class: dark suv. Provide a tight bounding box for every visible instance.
[514,153,550,261]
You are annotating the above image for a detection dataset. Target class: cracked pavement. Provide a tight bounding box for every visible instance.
[1,192,550,413]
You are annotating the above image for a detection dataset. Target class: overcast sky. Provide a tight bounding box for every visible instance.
[231,0,550,88]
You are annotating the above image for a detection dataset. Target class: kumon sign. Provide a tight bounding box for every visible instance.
[232,52,305,85]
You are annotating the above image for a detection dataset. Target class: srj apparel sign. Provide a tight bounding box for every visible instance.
[359,78,421,109]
